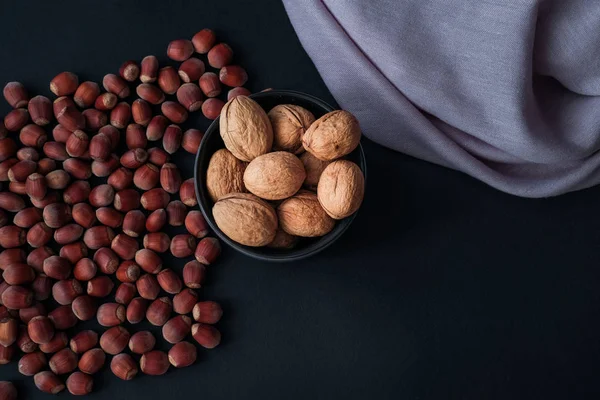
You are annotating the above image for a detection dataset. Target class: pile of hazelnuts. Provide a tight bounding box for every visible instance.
[0,28,240,397]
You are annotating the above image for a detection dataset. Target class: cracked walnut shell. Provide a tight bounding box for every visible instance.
[268,104,315,154]
[317,160,364,219]
[206,148,246,202]
[243,151,305,200]
[277,190,334,237]
[213,193,277,246]
[302,110,361,161]
[219,96,273,162]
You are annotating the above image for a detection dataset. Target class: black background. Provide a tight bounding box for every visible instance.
[2,1,600,399]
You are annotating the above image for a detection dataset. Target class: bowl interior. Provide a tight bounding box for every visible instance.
[194,90,367,262]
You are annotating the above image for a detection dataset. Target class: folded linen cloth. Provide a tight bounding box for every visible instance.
[282,0,600,197]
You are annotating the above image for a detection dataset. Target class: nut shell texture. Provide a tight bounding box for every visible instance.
[317,160,364,219]
[268,104,314,154]
[213,193,277,246]
[302,110,361,161]
[277,190,334,237]
[243,152,305,201]
[219,96,272,162]
[206,149,246,202]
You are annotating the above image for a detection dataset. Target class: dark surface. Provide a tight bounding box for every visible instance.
[195,90,367,261]
[1,1,600,399]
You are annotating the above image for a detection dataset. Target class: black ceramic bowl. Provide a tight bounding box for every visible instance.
[194,90,367,261]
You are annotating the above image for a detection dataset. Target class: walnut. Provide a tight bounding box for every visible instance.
[206,148,246,202]
[243,151,305,200]
[212,193,278,247]
[302,110,361,161]
[300,151,330,190]
[317,160,364,219]
[267,229,299,249]
[268,104,315,154]
[277,190,334,237]
[219,96,273,161]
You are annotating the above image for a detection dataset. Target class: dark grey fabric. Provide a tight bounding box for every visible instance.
[283,0,600,197]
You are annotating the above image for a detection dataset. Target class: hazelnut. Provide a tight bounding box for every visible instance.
[96,303,125,327]
[31,275,53,301]
[3,81,29,108]
[93,247,119,274]
[71,295,97,321]
[69,330,98,353]
[34,371,65,394]
[162,124,182,154]
[66,371,93,395]
[2,286,33,309]
[140,350,170,376]
[146,115,169,141]
[170,235,196,258]
[59,241,88,265]
[122,210,146,237]
[27,316,54,344]
[115,283,137,305]
[73,81,100,108]
[126,123,147,149]
[110,102,131,129]
[100,326,130,355]
[18,351,47,376]
[28,95,53,126]
[49,348,78,375]
[136,274,160,300]
[158,66,181,95]
[54,223,84,245]
[173,289,198,315]
[178,58,205,82]
[72,203,96,228]
[192,301,223,324]
[38,331,68,354]
[199,72,221,97]
[140,55,159,83]
[63,180,91,205]
[181,129,203,154]
[146,208,167,232]
[18,303,46,324]
[128,331,155,354]
[0,318,18,346]
[167,200,186,226]
[191,323,221,349]
[176,83,203,112]
[120,148,148,169]
[83,226,115,249]
[45,169,70,189]
[135,248,163,272]
[141,188,170,210]
[116,261,140,283]
[133,163,159,190]
[50,72,78,96]
[126,297,147,324]
[146,297,172,326]
[42,202,72,228]
[183,260,206,289]
[157,269,183,294]
[111,233,139,260]
[168,341,197,368]
[108,167,134,191]
[94,92,118,111]
[136,83,164,105]
[208,43,233,68]
[20,124,47,147]
[73,258,97,281]
[179,178,197,207]
[82,108,108,130]
[95,207,124,228]
[167,39,194,61]
[192,29,216,53]
[103,74,130,98]
[227,87,251,101]
[147,147,170,166]
[78,348,105,374]
[132,99,152,126]
[2,264,35,285]
[219,65,248,87]
[89,133,112,161]
[119,60,140,82]
[51,279,82,305]
[160,163,182,193]
[63,158,92,179]
[87,276,115,298]
[91,153,120,177]
[111,353,138,380]
[194,237,221,265]
[48,305,77,330]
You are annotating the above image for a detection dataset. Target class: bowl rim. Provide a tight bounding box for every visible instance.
[194,89,367,262]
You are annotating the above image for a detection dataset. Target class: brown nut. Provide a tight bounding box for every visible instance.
[168,341,197,368]
[219,65,248,87]
[63,180,91,205]
[243,151,305,200]
[173,289,198,315]
[302,110,361,161]
[120,148,148,169]
[71,295,97,321]
[181,129,203,154]
[162,315,191,344]
[69,330,98,353]
[83,226,115,249]
[146,208,167,232]
[317,160,365,219]
[0,318,18,346]
[93,247,119,274]
[0,225,26,248]
[179,178,197,207]
[91,153,120,177]
[119,60,140,82]
[34,371,65,394]
[3,81,28,108]
[202,98,225,120]
[97,303,125,327]
[141,188,170,210]
[300,152,329,190]
[167,200,186,226]
[73,258,97,281]
[194,237,221,265]
[208,43,233,68]
[48,305,77,330]
[136,274,160,300]
[140,55,159,83]
[176,83,203,112]
[18,351,47,376]
[45,169,70,190]
[111,353,138,380]
[82,108,107,130]
[31,275,52,301]
[191,323,221,349]
[136,83,164,105]
[38,331,68,354]
[0,248,26,267]
[89,133,112,161]
[103,74,130,98]
[192,301,223,324]
[277,190,335,237]
[213,193,277,246]
[158,66,181,95]
[160,163,182,193]
[28,96,53,126]
[135,249,163,273]
[167,39,194,61]
[157,269,183,294]
[199,72,221,98]
[146,297,172,326]
[87,276,114,298]
[126,297,147,324]
[128,330,155,354]
[20,124,47,147]
[66,371,93,395]
[147,147,170,166]
[162,124,182,154]
[146,115,169,141]
[110,102,131,129]
[63,158,92,179]
[170,235,196,258]
[142,232,170,253]
[140,350,169,375]
[133,163,159,191]
[227,87,251,101]
[100,326,130,355]
[54,223,84,245]
[95,207,123,228]
[50,72,78,96]
[115,283,137,305]
[42,255,71,280]
[72,203,96,228]
[73,81,100,108]
[126,123,147,149]
[183,260,206,289]
[3,264,35,285]
[2,286,33,309]
[27,316,54,344]
[269,104,315,154]
[178,58,205,82]
[37,158,56,175]
[116,261,140,283]
[192,29,216,54]
[132,99,152,126]
[78,348,105,374]
[114,188,141,212]
[122,210,146,237]
[108,167,134,191]
[206,148,246,202]
[94,92,118,111]
[111,233,139,260]
[52,279,82,305]
[19,303,46,324]
[49,348,78,375]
